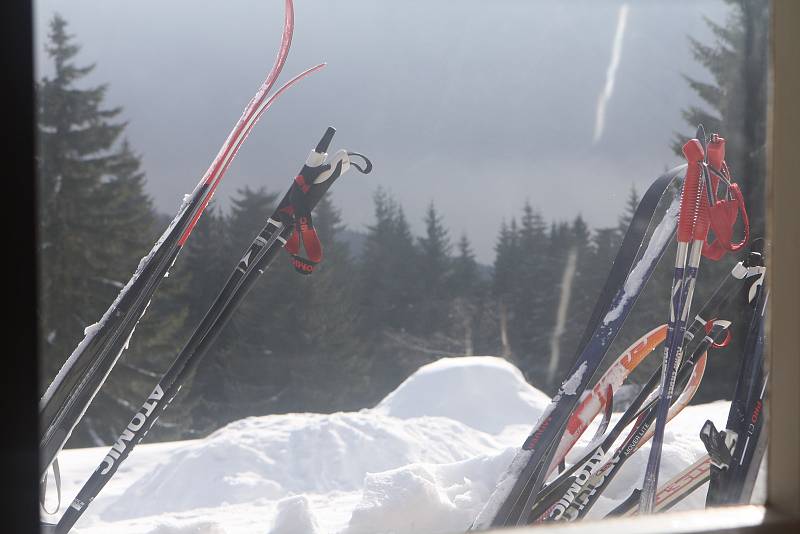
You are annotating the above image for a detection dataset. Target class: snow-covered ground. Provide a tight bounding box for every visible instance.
[43,356,765,534]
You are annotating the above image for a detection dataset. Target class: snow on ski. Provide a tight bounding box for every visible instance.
[39,0,321,483]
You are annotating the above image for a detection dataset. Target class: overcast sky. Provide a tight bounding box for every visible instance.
[34,0,729,262]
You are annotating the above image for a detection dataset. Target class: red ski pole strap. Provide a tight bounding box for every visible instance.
[702,136,750,261]
[704,318,732,348]
[280,175,323,275]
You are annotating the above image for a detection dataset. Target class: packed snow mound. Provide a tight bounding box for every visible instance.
[344,449,516,534]
[268,495,320,534]
[373,356,550,434]
[144,519,228,534]
[105,410,500,520]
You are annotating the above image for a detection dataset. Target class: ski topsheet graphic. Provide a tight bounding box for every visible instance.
[40,0,321,485]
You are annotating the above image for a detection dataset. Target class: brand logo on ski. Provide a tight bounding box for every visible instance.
[550,447,606,520]
[238,250,253,272]
[522,416,552,450]
[99,384,164,475]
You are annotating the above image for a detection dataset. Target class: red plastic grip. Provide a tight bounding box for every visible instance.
[694,182,711,241]
[679,139,705,243]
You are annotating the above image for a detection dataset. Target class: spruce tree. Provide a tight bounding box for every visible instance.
[359,188,420,332]
[513,202,549,374]
[676,0,768,236]
[671,1,767,401]
[416,202,452,336]
[450,234,481,355]
[492,219,519,359]
[37,15,174,444]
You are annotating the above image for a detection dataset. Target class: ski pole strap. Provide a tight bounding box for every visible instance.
[283,175,323,275]
[704,318,732,348]
[702,136,750,260]
[347,151,373,174]
[281,150,372,275]
[39,458,62,515]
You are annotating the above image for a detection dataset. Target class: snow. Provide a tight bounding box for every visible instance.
[374,357,550,434]
[47,356,766,534]
[603,192,681,326]
[562,361,588,396]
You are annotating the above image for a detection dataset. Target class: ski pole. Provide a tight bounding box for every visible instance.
[639,127,709,513]
[54,128,371,533]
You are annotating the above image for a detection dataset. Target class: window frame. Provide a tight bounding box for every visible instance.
[13,0,798,532]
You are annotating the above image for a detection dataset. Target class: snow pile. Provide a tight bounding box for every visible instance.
[270,496,321,534]
[374,356,550,434]
[105,411,500,520]
[53,356,764,534]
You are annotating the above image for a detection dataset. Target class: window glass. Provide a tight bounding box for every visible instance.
[36,1,769,532]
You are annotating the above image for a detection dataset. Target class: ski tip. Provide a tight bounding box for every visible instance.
[695,124,707,153]
[695,123,706,141]
[315,127,336,153]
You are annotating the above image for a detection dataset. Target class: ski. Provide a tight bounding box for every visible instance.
[472,165,686,529]
[702,274,768,506]
[53,127,372,533]
[522,246,765,523]
[549,324,668,476]
[39,0,322,482]
[606,245,764,517]
[546,323,721,522]
[609,455,712,517]
[640,127,748,512]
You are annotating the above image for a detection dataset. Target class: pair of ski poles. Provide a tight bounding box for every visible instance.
[640,125,748,512]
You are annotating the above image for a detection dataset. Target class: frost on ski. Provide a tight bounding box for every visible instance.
[603,193,681,327]
[51,357,764,534]
[562,361,588,395]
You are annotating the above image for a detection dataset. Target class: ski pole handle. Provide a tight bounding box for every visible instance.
[315,126,336,154]
[679,139,705,244]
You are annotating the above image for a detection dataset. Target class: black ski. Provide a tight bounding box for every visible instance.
[702,260,768,507]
